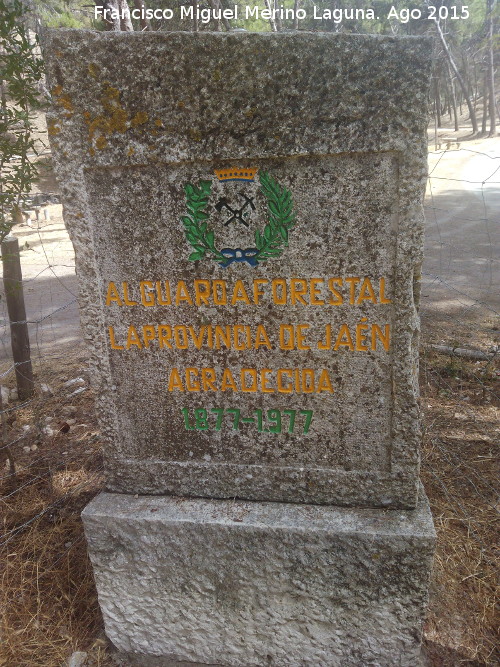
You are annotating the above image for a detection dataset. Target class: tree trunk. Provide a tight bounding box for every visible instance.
[274,0,282,31]
[97,0,119,30]
[0,77,7,234]
[434,68,441,128]
[119,0,133,31]
[1,235,34,400]
[133,0,151,30]
[0,80,6,126]
[462,52,474,108]
[264,0,277,31]
[209,0,221,30]
[444,74,452,120]
[192,0,199,31]
[447,63,459,132]
[429,344,496,361]
[0,388,16,487]
[481,71,488,135]
[293,0,299,29]
[432,18,478,133]
[486,0,497,136]
[216,0,232,31]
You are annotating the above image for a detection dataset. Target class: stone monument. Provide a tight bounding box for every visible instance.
[44,30,435,666]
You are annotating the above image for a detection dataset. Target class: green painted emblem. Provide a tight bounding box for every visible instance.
[180,170,296,267]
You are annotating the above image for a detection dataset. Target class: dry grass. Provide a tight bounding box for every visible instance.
[1,517,107,667]
[420,346,499,666]
[0,344,498,666]
[0,353,112,667]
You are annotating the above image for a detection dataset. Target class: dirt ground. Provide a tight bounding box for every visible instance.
[0,108,498,665]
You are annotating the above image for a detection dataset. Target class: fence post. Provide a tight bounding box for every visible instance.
[1,235,34,400]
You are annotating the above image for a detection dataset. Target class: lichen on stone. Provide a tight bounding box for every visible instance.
[130,111,148,128]
[95,136,108,150]
[188,128,202,142]
[88,63,99,78]
[84,83,152,152]
[51,84,74,118]
[47,119,61,136]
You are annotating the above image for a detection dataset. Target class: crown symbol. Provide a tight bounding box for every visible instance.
[215,167,258,182]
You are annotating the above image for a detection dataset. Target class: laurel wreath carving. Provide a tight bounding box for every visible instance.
[181,171,296,266]
[181,180,224,262]
[255,171,296,260]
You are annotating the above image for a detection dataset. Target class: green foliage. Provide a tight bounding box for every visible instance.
[0,0,45,242]
[42,9,83,28]
[255,171,295,261]
[180,172,297,267]
[33,0,94,29]
[181,180,224,262]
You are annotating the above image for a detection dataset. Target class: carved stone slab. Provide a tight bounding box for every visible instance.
[44,31,432,508]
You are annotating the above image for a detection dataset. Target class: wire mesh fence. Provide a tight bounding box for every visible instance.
[418,142,499,665]
[0,143,498,666]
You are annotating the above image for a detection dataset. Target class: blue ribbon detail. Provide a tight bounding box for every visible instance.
[219,247,259,268]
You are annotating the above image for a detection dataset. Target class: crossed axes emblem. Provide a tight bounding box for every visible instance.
[215,193,256,227]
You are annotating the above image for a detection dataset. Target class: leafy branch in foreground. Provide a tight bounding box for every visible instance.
[0,0,45,242]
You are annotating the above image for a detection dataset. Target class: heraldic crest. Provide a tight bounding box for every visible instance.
[180,168,296,268]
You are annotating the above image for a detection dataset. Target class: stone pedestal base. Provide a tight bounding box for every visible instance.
[83,490,435,667]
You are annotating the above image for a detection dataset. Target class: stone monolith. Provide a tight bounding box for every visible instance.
[45,30,435,666]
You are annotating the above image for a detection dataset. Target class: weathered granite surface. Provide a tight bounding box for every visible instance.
[44,31,432,507]
[83,489,436,666]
